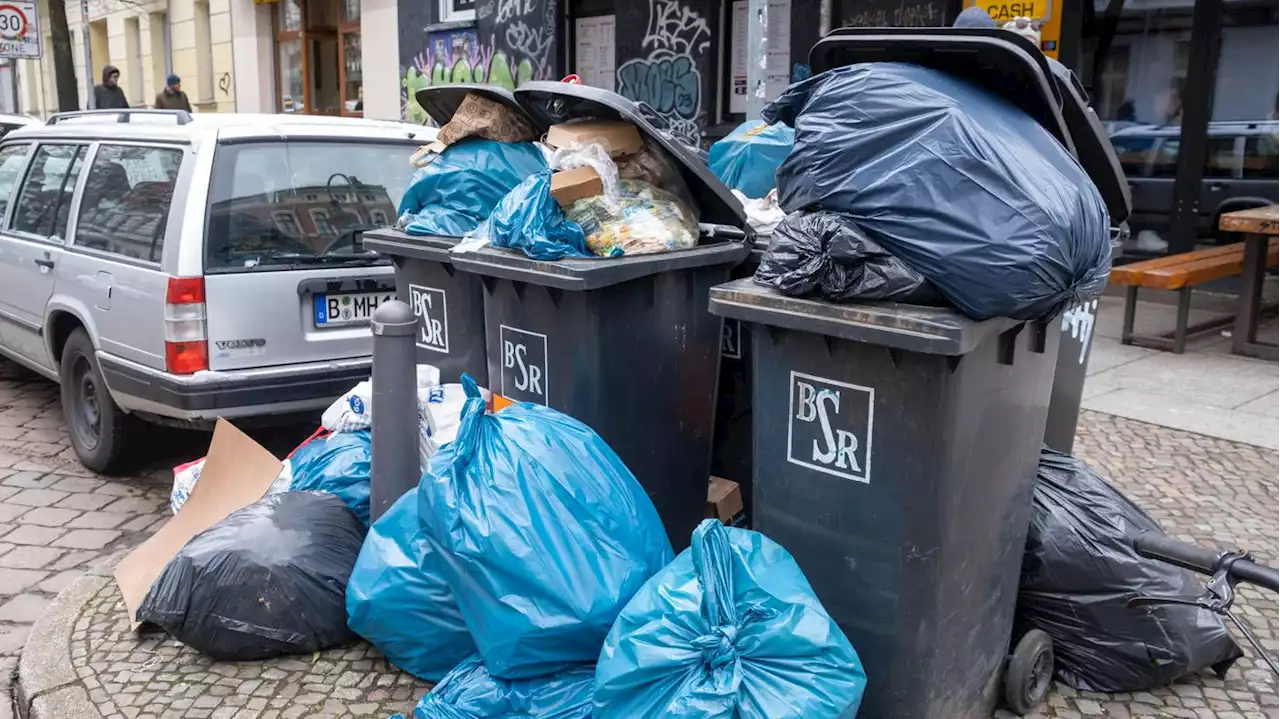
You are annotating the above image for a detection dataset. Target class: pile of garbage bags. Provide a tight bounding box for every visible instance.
[752,62,1112,322]
[348,375,864,718]
[145,366,482,663]
[1016,448,1243,692]
[399,91,708,260]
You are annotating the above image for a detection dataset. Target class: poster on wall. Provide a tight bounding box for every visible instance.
[730,0,748,114]
[575,16,616,92]
[765,0,791,101]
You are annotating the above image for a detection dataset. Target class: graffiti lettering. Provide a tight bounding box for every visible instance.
[476,0,495,19]
[845,1,939,27]
[495,0,535,23]
[504,20,552,66]
[616,0,710,145]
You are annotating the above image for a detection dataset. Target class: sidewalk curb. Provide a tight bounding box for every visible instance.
[15,554,123,719]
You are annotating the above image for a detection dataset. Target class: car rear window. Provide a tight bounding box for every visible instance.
[205,140,418,272]
[1243,133,1278,180]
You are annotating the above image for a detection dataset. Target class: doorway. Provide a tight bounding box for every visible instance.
[274,0,362,116]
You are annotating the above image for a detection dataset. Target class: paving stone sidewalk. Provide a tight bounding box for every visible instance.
[0,352,1274,718]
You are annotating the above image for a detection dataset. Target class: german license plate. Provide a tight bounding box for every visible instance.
[313,291,394,327]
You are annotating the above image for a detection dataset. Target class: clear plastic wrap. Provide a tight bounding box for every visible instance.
[564,179,699,257]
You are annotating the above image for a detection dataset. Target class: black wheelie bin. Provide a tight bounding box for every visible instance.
[707,29,1123,719]
[430,82,754,549]
[363,85,528,385]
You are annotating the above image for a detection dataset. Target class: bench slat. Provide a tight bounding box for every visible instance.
[1109,242,1249,286]
[1135,241,1280,290]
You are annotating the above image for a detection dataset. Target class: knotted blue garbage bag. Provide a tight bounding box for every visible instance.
[344,491,474,682]
[708,121,795,199]
[594,519,866,719]
[765,62,1112,321]
[398,139,548,238]
[417,374,673,679]
[396,655,595,719]
[289,430,372,527]
[471,170,593,260]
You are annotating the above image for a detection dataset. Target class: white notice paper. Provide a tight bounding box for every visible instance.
[731,0,749,114]
[575,16,616,92]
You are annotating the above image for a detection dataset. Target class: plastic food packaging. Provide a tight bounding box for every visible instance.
[617,136,699,219]
[288,430,373,527]
[396,655,595,719]
[709,121,795,200]
[731,189,785,236]
[594,519,867,719]
[345,490,475,682]
[170,456,292,515]
[564,179,699,257]
[137,491,364,661]
[1016,448,1243,692]
[463,171,591,261]
[397,139,548,238]
[322,365,441,433]
[416,375,673,679]
[755,211,944,305]
[765,63,1112,321]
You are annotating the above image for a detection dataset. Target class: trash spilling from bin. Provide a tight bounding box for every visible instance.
[136,491,365,661]
[1016,448,1243,692]
[594,519,866,719]
[763,61,1113,321]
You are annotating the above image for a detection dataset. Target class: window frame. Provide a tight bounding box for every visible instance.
[6,141,91,245]
[0,142,34,231]
[438,0,476,24]
[66,141,188,269]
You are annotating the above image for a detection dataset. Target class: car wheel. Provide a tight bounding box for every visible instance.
[60,329,134,474]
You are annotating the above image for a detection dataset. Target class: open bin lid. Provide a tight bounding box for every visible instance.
[809,28,1074,155]
[1045,60,1132,224]
[415,82,748,230]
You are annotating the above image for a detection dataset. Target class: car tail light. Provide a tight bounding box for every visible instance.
[165,277,207,374]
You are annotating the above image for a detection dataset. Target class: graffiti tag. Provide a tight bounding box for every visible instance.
[616,0,711,144]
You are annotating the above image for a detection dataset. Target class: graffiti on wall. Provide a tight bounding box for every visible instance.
[400,27,553,123]
[616,0,711,144]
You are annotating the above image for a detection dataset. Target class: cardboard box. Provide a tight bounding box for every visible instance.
[706,476,746,526]
[550,166,604,208]
[546,120,643,157]
[113,420,287,629]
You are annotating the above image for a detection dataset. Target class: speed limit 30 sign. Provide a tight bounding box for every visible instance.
[0,0,39,59]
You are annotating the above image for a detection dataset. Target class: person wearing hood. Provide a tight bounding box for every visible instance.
[93,65,129,110]
[154,74,193,112]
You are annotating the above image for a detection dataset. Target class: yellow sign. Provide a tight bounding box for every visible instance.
[967,0,1062,59]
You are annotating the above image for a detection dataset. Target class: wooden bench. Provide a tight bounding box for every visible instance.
[1109,239,1280,353]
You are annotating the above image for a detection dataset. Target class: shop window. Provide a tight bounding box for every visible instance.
[276,0,362,116]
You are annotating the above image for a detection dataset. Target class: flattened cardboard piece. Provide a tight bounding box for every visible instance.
[114,419,284,630]
[546,121,643,157]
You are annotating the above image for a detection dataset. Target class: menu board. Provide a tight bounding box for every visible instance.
[575,15,616,92]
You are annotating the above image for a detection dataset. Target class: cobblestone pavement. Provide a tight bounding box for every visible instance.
[0,357,1272,718]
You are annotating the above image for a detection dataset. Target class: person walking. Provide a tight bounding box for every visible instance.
[92,65,129,109]
[154,75,193,112]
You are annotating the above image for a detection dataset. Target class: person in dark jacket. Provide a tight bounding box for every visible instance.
[154,74,193,112]
[92,65,129,109]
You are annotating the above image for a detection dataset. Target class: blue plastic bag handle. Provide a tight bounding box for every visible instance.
[690,519,743,670]
[450,374,489,468]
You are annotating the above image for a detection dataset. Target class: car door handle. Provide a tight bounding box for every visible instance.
[33,258,54,270]
[1208,183,1226,192]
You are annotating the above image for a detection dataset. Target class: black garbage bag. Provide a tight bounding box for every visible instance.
[764,63,1112,322]
[1016,449,1242,692]
[137,491,365,661]
[755,211,945,305]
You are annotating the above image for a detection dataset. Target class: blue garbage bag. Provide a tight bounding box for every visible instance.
[765,63,1112,321]
[594,519,866,719]
[289,430,372,527]
[398,139,548,238]
[707,121,795,199]
[417,374,673,679]
[396,655,595,719]
[472,171,594,260]
[345,491,474,682]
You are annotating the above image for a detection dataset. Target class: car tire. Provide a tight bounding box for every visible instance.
[60,328,134,474]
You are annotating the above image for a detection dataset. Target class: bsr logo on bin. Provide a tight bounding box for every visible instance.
[500,325,548,405]
[409,284,449,354]
[788,371,874,483]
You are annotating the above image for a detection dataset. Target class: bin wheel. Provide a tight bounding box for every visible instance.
[1004,629,1054,715]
